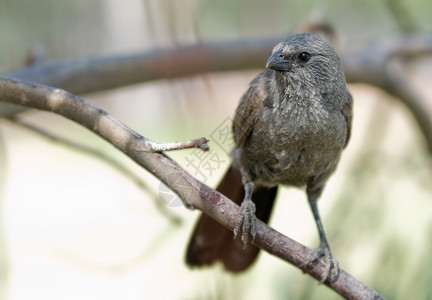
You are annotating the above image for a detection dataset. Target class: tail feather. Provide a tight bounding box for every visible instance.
[185,165,277,272]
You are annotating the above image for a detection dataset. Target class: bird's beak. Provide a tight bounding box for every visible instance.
[266,49,293,72]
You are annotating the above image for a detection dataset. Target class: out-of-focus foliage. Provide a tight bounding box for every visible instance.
[1,1,432,300]
[1,0,432,69]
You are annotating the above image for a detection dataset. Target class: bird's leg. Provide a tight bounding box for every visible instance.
[234,171,256,248]
[306,191,339,283]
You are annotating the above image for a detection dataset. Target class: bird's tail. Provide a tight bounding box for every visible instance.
[185,165,277,272]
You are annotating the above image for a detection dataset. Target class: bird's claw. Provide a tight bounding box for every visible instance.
[233,199,256,248]
[306,245,340,283]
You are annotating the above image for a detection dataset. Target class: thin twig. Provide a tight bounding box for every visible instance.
[0,77,384,300]
[145,137,209,152]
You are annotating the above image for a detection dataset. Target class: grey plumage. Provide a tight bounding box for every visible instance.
[186,33,352,282]
[234,33,351,192]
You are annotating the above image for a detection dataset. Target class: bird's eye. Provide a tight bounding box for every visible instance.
[298,52,311,62]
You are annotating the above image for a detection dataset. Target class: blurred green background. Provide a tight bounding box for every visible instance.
[1,0,432,299]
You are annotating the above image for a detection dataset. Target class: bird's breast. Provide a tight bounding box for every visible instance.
[238,98,346,187]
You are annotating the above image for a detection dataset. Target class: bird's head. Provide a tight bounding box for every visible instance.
[266,33,343,87]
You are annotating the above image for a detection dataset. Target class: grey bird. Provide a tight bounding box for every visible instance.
[186,33,352,282]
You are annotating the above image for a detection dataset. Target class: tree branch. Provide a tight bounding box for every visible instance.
[0,38,278,116]
[341,34,432,151]
[2,34,432,153]
[0,77,384,300]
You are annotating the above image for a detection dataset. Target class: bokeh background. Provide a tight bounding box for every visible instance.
[1,0,432,299]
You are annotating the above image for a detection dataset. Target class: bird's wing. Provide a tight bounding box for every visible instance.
[233,72,270,148]
[342,88,353,148]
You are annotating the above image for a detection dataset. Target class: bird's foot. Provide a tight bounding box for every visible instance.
[306,245,340,283]
[233,199,256,248]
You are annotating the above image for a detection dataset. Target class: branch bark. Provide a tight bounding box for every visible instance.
[0,77,383,300]
[2,34,432,152]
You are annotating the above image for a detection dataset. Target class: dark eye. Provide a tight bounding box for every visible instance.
[298,52,311,62]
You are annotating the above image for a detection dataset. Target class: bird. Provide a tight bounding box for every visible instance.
[185,33,352,282]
